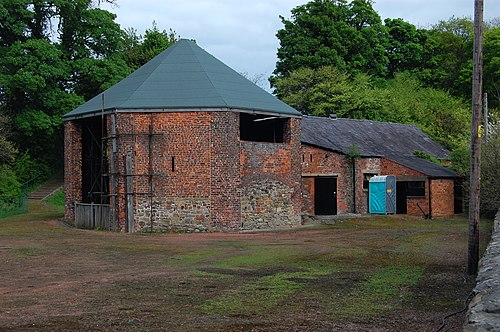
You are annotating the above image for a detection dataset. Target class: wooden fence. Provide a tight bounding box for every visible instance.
[0,195,28,218]
[75,203,112,230]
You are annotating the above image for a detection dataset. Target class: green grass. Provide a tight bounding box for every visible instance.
[43,188,65,214]
[213,244,301,269]
[337,265,424,320]
[202,265,336,315]
[166,248,224,268]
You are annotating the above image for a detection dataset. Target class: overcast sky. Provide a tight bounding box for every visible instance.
[103,0,499,87]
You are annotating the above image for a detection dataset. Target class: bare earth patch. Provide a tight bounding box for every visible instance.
[0,205,492,331]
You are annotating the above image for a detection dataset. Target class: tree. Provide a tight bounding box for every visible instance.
[484,27,500,108]
[0,39,83,160]
[273,66,470,150]
[123,22,178,70]
[274,66,389,119]
[384,18,427,77]
[0,115,17,165]
[272,0,389,83]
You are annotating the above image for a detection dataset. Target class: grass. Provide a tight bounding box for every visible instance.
[338,265,424,320]
[43,188,65,214]
[0,212,494,331]
[202,265,336,315]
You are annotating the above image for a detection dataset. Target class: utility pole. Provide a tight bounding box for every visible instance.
[484,92,488,141]
[468,0,484,275]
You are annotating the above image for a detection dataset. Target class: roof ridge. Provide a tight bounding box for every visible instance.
[116,42,180,109]
[187,40,229,108]
[305,115,419,128]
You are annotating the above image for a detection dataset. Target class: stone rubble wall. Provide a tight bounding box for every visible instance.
[464,208,500,331]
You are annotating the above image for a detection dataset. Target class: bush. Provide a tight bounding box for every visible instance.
[14,152,50,184]
[0,165,22,197]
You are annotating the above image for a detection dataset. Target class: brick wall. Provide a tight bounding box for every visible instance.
[240,117,302,229]
[430,179,455,216]
[65,110,302,232]
[355,158,382,213]
[63,120,82,225]
[300,145,352,214]
[300,147,455,217]
[210,112,241,230]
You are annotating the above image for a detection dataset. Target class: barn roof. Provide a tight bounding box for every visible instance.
[302,116,458,178]
[63,39,300,120]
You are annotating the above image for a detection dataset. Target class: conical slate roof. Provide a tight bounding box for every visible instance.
[63,39,300,120]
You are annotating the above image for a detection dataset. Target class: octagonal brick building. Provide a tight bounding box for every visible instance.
[63,39,302,232]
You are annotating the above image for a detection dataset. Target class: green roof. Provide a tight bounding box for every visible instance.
[64,39,300,120]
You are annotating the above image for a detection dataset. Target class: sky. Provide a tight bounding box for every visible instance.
[102,0,500,88]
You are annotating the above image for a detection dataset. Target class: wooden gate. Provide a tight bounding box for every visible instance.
[75,203,111,230]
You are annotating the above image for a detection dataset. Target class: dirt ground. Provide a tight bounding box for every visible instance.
[0,204,492,331]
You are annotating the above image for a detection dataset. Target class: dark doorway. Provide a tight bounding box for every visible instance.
[314,177,337,215]
[454,179,463,214]
[81,117,108,204]
[396,182,408,214]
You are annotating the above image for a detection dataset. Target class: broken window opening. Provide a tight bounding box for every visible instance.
[407,181,425,197]
[363,173,378,190]
[239,113,287,143]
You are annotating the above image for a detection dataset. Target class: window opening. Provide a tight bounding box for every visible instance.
[240,113,287,143]
[363,173,377,190]
[407,181,425,197]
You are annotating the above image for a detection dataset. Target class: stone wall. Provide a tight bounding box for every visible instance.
[464,209,500,331]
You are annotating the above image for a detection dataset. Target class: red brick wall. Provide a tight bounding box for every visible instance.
[355,158,382,213]
[64,110,301,232]
[300,145,351,214]
[431,179,455,216]
[210,112,241,230]
[300,149,455,217]
[63,120,82,225]
[240,117,302,228]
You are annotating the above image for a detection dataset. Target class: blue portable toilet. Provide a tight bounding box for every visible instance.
[369,175,396,214]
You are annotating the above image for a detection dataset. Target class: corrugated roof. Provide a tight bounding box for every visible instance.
[302,116,457,178]
[64,39,300,120]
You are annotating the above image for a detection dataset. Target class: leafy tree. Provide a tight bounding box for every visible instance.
[418,17,474,101]
[0,165,22,196]
[273,0,389,83]
[0,38,83,160]
[384,18,427,77]
[0,0,32,47]
[484,27,500,108]
[274,66,389,119]
[123,22,178,70]
[0,115,17,165]
[480,130,500,217]
[273,66,469,150]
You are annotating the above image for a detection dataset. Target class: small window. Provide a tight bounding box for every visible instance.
[363,173,377,189]
[407,181,425,197]
[240,113,287,143]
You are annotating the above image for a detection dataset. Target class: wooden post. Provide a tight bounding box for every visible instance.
[468,0,484,275]
[110,113,117,231]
